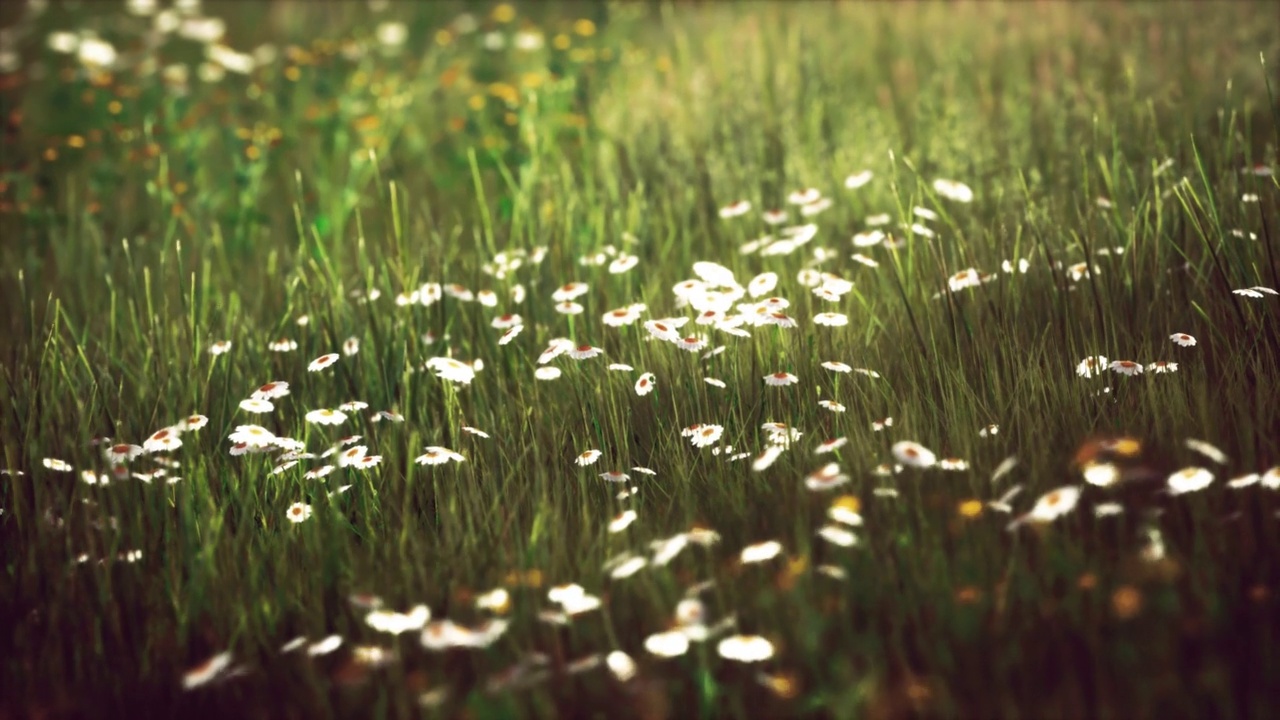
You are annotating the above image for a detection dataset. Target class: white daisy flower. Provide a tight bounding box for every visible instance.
[644,629,690,658]
[1167,466,1214,495]
[144,427,184,453]
[534,366,562,381]
[1170,333,1197,347]
[238,398,275,413]
[739,540,782,564]
[551,282,589,302]
[416,447,465,466]
[286,502,313,523]
[609,510,638,533]
[1109,360,1143,376]
[892,441,936,468]
[635,372,656,396]
[844,170,873,189]
[576,449,602,467]
[717,635,774,662]
[764,372,799,387]
[933,178,974,203]
[308,353,340,372]
[689,424,724,448]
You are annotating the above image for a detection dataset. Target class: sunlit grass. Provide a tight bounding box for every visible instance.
[1,1,1279,718]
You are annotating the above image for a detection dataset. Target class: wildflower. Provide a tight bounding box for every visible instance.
[635,373,656,396]
[576,450,602,467]
[717,635,775,662]
[338,401,368,413]
[892,441,936,468]
[1147,361,1179,373]
[933,178,974,203]
[815,437,848,455]
[822,361,852,373]
[608,255,639,274]
[554,301,584,315]
[689,425,723,448]
[303,351,337,371]
[1233,286,1278,298]
[1167,466,1214,495]
[286,502,313,523]
[631,466,656,476]
[602,306,643,327]
[854,368,882,378]
[788,188,821,205]
[610,554,648,578]
[443,284,474,302]
[748,272,778,298]
[238,398,274,413]
[645,630,691,658]
[990,456,1019,485]
[308,635,343,656]
[872,417,894,432]
[1109,360,1143,376]
[979,424,1000,438]
[801,197,833,216]
[818,525,859,547]
[568,344,603,360]
[416,447,465,465]
[939,458,969,471]
[814,313,848,327]
[103,443,144,464]
[764,372,799,387]
[272,460,298,476]
[181,651,233,690]
[1227,473,1260,489]
[719,200,752,219]
[845,170,873,189]
[1002,258,1032,274]
[609,510,638,533]
[740,540,783,564]
[252,381,291,400]
[818,399,846,413]
[1082,462,1120,487]
[1076,356,1109,378]
[552,282,589,302]
[1014,485,1082,528]
[1263,467,1280,489]
[42,458,73,472]
[268,338,298,352]
[354,455,383,470]
[476,290,498,307]
[228,424,275,447]
[947,269,982,292]
[1066,262,1096,282]
[607,651,637,682]
[534,367,562,381]
[599,470,630,483]
[704,378,727,388]
[1094,502,1124,518]
[852,230,885,247]
[461,426,490,438]
[304,465,335,480]
[342,337,360,357]
[1170,333,1197,347]
[366,605,431,635]
[209,340,232,355]
[752,446,785,471]
[644,320,680,342]
[763,209,789,225]
[144,427,183,453]
[425,357,476,384]
[806,463,850,491]
[1184,439,1228,465]
[338,445,368,467]
[676,336,707,352]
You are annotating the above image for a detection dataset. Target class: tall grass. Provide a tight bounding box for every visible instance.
[2,1,1278,718]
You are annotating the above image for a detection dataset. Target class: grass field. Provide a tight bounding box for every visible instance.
[2,1,1279,718]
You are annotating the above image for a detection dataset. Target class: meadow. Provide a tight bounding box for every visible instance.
[1,1,1279,718]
